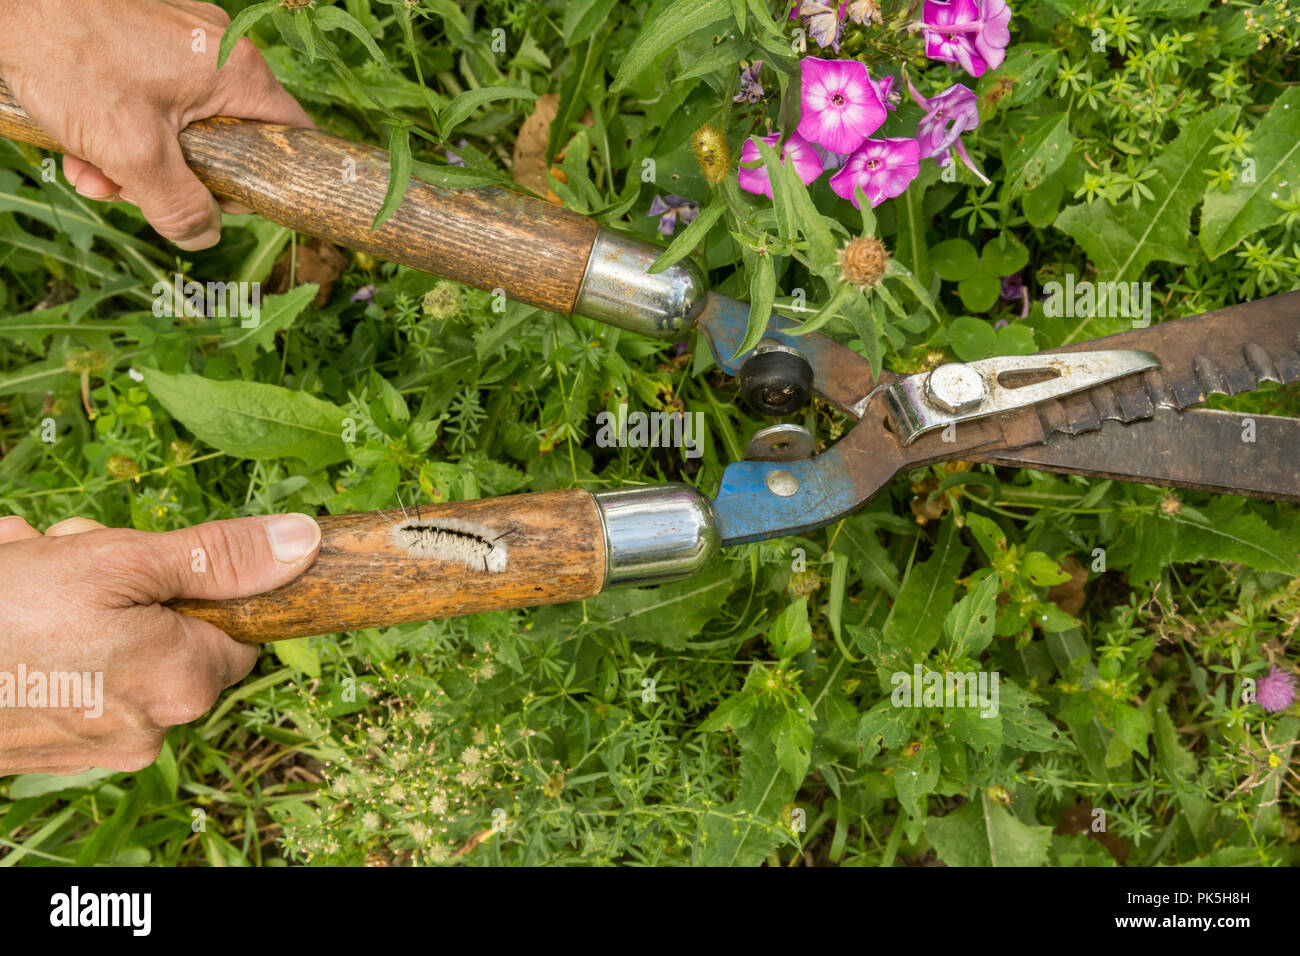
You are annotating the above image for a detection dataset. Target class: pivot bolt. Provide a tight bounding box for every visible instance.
[925,363,987,414]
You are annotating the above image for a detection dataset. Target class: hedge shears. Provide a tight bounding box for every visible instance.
[2,80,1296,642]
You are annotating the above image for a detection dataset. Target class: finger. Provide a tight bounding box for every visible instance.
[62,155,92,189]
[99,129,222,250]
[177,614,259,689]
[110,513,322,605]
[45,516,107,536]
[70,165,122,202]
[0,515,41,544]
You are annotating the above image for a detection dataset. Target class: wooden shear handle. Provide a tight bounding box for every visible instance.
[0,78,600,314]
[168,491,608,643]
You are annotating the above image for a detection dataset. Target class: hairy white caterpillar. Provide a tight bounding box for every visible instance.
[392,517,509,573]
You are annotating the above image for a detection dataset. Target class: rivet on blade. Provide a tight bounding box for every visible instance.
[765,469,799,497]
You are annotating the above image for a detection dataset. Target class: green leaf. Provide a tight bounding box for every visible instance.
[1054,105,1237,282]
[1002,112,1073,200]
[981,234,1028,276]
[768,597,812,659]
[1112,702,1149,758]
[272,637,321,678]
[221,284,318,354]
[217,1,277,70]
[440,87,538,138]
[649,200,724,274]
[774,709,813,782]
[882,518,969,662]
[1023,551,1071,586]
[735,251,775,359]
[611,0,733,92]
[1169,498,1299,575]
[857,698,917,761]
[563,0,620,43]
[957,271,1001,313]
[931,238,979,281]
[141,370,348,471]
[948,315,997,360]
[944,574,999,657]
[313,6,389,66]
[698,692,760,733]
[925,792,1052,866]
[893,743,940,822]
[372,123,413,230]
[1200,88,1300,259]
[1000,681,1070,752]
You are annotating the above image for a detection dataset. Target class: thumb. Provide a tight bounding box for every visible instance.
[128,513,322,604]
[107,131,223,251]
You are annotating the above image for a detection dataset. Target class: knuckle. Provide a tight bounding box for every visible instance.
[148,675,219,726]
[201,2,232,26]
[108,739,165,772]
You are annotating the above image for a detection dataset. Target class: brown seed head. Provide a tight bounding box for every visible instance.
[838,237,889,287]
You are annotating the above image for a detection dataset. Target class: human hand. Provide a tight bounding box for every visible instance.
[0,512,321,776]
[0,0,314,250]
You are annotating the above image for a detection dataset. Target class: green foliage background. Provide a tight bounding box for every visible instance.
[1,0,1298,865]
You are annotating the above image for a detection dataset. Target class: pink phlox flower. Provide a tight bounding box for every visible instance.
[797,57,887,154]
[829,137,920,208]
[906,74,990,185]
[737,132,824,199]
[922,0,1011,78]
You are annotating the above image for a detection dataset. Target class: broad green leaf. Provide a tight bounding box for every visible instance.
[563,0,620,43]
[931,238,979,281]
[217,1,277,70]
[611,0,733,92]
[925,791,1052,866]
[1000,681,1070,752]
[856,698,918,761]
[944,574,999,658]
[957,272,1001,313]
[1054,105,1237,283]
[774,709,813,782]
[948,314,997,360]
[1112,702,1149,758]
[1002,112,1073,200]
[272,637,322,678]
[221,284,318,353]
[141,369,348,471]
[585,563,735,649]
[768,597,812,660]
[893,743,940,824]
[981,234,1028,276]
[1200,88,1300,258]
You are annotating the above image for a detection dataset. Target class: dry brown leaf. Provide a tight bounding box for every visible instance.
[510,93,593,204]
[266,239,347,306]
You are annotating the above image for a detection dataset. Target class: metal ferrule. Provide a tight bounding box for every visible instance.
[594,484,720,586]
[574,229,707,339]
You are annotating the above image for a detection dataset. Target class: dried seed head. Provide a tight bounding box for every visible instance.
[1160,493,1182,515]
[691,124,731,186]
[838,237,889,287]
[280,0,314,9]
[987,784,1013,806]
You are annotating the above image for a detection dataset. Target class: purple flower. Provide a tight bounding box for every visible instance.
[446,138,469,167]
[647,194,700,236]
[1000,271,1029,318]
[922,0,1011,78]
[350,284,376,304]
[906,75,990,184]
[1258,666,1297,713]
[829,137,920,208]
[737,132,824,200]
[734,60,765,103]
[797,58,887,155]
[871,74,898,112]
